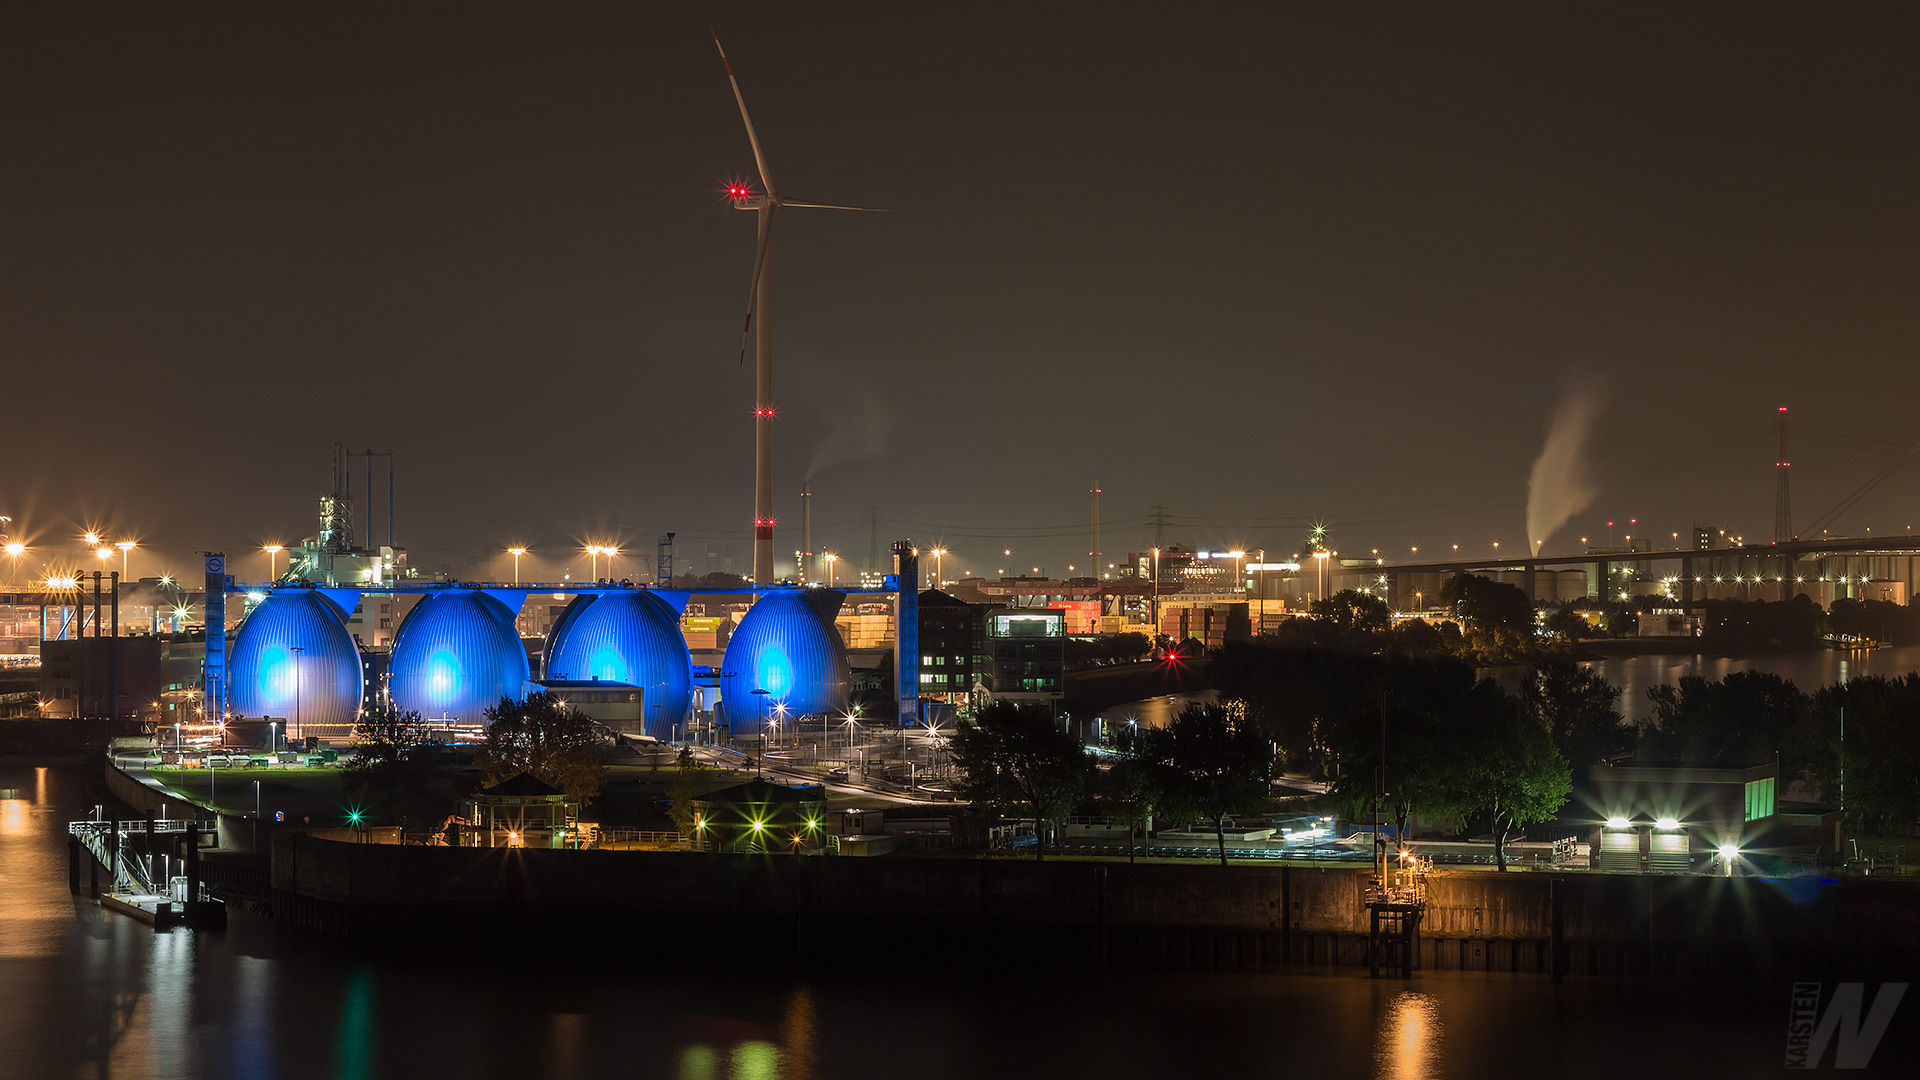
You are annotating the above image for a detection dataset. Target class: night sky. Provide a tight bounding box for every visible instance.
[5,3,1918,584]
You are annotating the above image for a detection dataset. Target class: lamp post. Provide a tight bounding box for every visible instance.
[1255,547,1266,615]
[1228,550,1246,597]
[823,553,837,589]
[290,646,305,745]
[263,545,283,583]
[4,540,24,585]
[507,547,527,584]
[751,688,770,777]
[930,548,947,588]
[116,540,135,579]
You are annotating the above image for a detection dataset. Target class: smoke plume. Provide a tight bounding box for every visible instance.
[1525,380,1604,556]
[804,385,895,483]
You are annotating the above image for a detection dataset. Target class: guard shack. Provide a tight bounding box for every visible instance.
[463,773,576,848]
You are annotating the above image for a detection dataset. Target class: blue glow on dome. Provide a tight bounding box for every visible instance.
[719,589,848,734]
[543,590,693,738]
[228,591,363,728]
[587,645,629,684]
[389,591,528,724]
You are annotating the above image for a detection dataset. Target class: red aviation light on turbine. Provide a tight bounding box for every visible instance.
[725,182,755,201]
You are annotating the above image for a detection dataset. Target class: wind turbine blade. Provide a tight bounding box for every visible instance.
[711,30,776,193]
[738,207,776,365]
[779,200,891,212]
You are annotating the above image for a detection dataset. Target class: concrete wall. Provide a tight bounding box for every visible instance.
[267,837,1920,977]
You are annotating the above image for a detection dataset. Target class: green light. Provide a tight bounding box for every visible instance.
[347,809,364,826]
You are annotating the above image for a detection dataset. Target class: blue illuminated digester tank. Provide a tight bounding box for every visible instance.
[543,589,694,739]
[719,588,849,734]
[387,590,530,724]
[228,589,364,730]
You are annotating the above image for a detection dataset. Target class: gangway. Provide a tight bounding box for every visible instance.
[67,818,225,929]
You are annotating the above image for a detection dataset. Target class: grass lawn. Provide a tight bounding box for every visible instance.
[148,766,453,828]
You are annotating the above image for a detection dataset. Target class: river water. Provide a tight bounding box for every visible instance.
[2,760,1915,1079]
[1498,645,1920,723]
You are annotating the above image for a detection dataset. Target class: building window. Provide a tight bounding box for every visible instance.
[1744,777,1775,821]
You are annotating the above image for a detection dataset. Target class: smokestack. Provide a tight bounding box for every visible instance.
[1774,406,1793,543]
[1090,484,1102,581]
[801,486,813,584]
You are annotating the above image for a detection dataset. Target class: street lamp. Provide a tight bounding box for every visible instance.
[3,540,23,584]
[1228,551,1246,596]
[750,688,770,777]
[507,547,528,584]
[290,646,305,744]
[930,548,947,587]
[263,545,283,582]
[823,552,837,588]
[116,540,136,578]
[586,545,601,581]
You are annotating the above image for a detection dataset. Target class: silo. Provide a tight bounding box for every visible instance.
[228,589,364,733]
[719,588,849,734]
[544,589,694,738]
[388,590,530,725]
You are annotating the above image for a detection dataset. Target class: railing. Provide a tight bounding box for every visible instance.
[69,819,206,896]
[590,828,685,850]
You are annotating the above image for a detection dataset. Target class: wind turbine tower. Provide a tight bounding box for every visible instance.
[713,32,885,584]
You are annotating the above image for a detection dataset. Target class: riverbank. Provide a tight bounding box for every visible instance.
[263,832,1920,980]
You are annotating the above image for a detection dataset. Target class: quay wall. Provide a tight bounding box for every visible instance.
[268,836,1920,978]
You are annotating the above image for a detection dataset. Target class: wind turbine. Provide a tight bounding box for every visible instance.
[713,30,885,585]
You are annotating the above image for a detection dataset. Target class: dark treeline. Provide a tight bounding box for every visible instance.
[952,580,1920,861]
[1211,627,1920,839]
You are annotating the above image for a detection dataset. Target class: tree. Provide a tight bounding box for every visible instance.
[1099,728,1158,863]
[949,701,1093,859]
[1139,704,1277,866]
[341,699,434,825]
[1325,658,1493,857]
[1805,676,1920,836]
[1642,671,1809,772]
[477,692,609,804]
[1311,589,1391,635]
[668,746,706,839]
[1453,695,1571,871]
[1541,607,1589,645]
[1438,573,1537,659]
[1523,660,1634,774]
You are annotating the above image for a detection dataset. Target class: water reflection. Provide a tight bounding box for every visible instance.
[678,1044,720,1080]
[1096,689,1219,730]
[335,967,375,1080]
[1376,991,1445,1080]
[1484,645,1920,722]
[547,1013,586,1080]
[781,987,815,1080]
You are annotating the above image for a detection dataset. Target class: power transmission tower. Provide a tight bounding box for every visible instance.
[1147,503,1172,551]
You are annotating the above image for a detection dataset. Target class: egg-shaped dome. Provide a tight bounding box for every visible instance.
[544,590,693,739]
[389,591,529,724]
[720,589,848,734]
[229,590,364,731]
